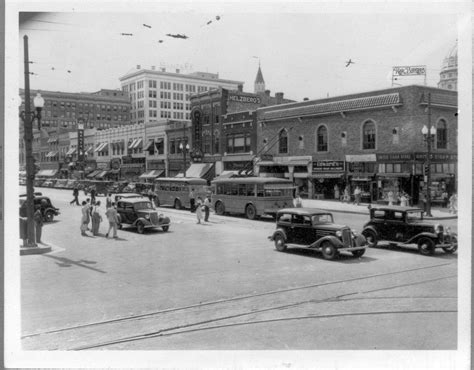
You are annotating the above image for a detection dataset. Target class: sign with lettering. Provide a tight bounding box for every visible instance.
[392,65,426,76]
[376,153,414,162]
[77,121,84,163]
[228,94,261,105]
[260,154,273,161]
[110,158,121,170]
[312,160,345,172]
[414,152,457,162]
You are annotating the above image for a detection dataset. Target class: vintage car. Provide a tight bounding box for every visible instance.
[84,180,114,196]
[41,179,56,188]
[116,197,170,234]
[54,179,69,189]
[269,208,368,260]
[19,195,60,222]
[107,181,129,194]
[361,205,457,255]
[113,192,143,202]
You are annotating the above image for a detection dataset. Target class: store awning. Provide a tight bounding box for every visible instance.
[45,151,53,158]
[87,170,101,178]
[139,169,165,179]
[94,143,104,152]
[84,147,92,154]
[213,170,240,181]
[377,172,411,178]
[128,139,138,149]
[258,161,285,167]
[66,148,76,155]
[133,138,143,148]
[176,163,214,179]
[95,170,108,179]
[311,172,345,179]
[36,169,57,177]
[109,169,120,174]
[144,140,155,151]
[99,143,109,152]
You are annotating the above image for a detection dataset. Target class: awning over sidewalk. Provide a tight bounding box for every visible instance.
[213,170,240,181]
[87,170,101,178]
[36,169,57,177]
[311,172,345,179]
[176,163,214,180]
[139,169,164,179]
[95,170,108,179]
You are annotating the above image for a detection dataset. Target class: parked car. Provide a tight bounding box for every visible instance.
[361,205,457,255]
[19,195,60,222]
[42,179,56,188]
[107,181,129,194]
[116,197,170,234]
[269,208,368,260]
[34,178,46,187]
[84,180,114,196]
[54,179,69,189]
[113,193,143,202]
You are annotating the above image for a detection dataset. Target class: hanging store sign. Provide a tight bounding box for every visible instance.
[312,160,345,172]
[228,93,261,104]
[376,153,414,162]
[77,120,85,162]
[414,152,457,162]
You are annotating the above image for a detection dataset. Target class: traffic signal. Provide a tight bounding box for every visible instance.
[424,164,430,176]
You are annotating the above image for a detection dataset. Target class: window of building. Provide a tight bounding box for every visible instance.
[392,127,399,145]
[436,119,448,149]
[279,129,288,154]
[317,126,328,152]
[362,120,376,149]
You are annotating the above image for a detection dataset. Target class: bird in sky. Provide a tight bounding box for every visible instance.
[166,33,189,39]
[143,24,151,28]
[121,33,133,36]
[345,59,355,67]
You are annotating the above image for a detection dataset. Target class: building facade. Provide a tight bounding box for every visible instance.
[256,85,457,204]
[438,42,458,91]
[119,66,243,125]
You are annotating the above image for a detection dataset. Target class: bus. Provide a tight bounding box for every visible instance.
[153,177,209,209]
[211,177,295,220]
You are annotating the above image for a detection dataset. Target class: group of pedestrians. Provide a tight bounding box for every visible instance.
[80,197,120,238]
[189,188,212,224]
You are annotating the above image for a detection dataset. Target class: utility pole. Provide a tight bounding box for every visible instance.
[425,93,432,217]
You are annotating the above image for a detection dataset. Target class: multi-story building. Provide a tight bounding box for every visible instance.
[256,85,457,204]
[119,66,244,125]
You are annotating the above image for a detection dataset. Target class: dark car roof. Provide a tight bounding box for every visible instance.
[117,197,151,203]
[369,205,423,212]
[277,207,333,216]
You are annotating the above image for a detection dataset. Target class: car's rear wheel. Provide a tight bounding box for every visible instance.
[274,233,287,252]
[418,237,435,255]
[162,225,169,232]
[215,201,225,215]
[321,241,339,260]
[44,211,54,222]
[362,229,378,248]
[442,236,457,254]
[174,199,182,210]
[136,222,145,234]
[245,204,257,220]
[351,249,366,258]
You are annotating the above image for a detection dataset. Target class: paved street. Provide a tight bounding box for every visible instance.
[20,187,458,350]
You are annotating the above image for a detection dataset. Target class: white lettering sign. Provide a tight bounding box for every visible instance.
[392,65,426,76]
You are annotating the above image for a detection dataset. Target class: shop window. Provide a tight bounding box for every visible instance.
[386,163,393,173]
[436,120,447,149]
[170,139,176,154]
[341,132,347,146]
[378,164,385,173]
[298,135,304,149]
[362,120,376,149]
[393,164,401,173]
[279,129,288,154]
[436,164,443,173]
[392,128,399,144]
[316,126,328,152]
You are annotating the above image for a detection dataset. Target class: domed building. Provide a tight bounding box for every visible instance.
[438,42,457,91]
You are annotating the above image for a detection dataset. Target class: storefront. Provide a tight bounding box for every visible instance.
[345,154,377,203]
[376,153,414,204]
[310,160,345,200]
[120,156,145,181]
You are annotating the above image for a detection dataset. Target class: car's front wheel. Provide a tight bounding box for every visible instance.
[321,241,339,260]
[442,236,457,254]
[162,225,169,232]
[136,222,145,234]
[362,229,378,248]
[215,201,225,216]
[418,237,435,255]
[44,211,54,222]
[351,249,366,258]
[273,233,287,252]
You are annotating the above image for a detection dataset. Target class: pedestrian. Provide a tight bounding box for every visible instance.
[294,193,303,208]
[400,192,408,207]
[334,184,340,201]
[449,193,457,214]
[90,186,96,204]
[354,186,361,205]
[105,202,119,238]
[91,200,103,236]
[195,197,203,224]
[80,200,90,236]
[442,191,449,208]
[343,186,350,203]
[419,191,427,213]
[70,187,80,205]
[33,205,43,244]
[189,188,196,213]
[387,190,395,206]
[86,198,93,230]
[147,188,154,202]
[203,195,211,222]
[106,193,113,209]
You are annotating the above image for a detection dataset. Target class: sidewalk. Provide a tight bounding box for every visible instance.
[300,199,457,220]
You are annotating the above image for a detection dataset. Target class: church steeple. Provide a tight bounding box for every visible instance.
[254,63,265,94]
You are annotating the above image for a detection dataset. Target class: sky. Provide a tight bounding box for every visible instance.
[16,2,462,102]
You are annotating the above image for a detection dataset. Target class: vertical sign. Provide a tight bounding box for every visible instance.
[77,119,85,164]
[192,109,202,151]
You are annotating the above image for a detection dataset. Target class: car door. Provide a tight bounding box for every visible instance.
[292,214,313,244]
[385,210,406,241]
[371,209,389,240]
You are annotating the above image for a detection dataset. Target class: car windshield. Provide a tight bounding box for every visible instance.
[134,201,153,210]
[312,214,333,225]
[407,211,423,222]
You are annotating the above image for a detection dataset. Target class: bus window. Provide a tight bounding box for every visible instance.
[231,184,238,195]
[256,184,264,197]
[247,185,255,196]
[238,184,246,196]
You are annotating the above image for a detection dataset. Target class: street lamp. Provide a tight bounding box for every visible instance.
[179,141,190,178]
[19,35,45,247]
[421,124,436,217]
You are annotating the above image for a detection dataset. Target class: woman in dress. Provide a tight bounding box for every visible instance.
[91,200,103,236]
[196,198,203,224]
[80,201,90,236]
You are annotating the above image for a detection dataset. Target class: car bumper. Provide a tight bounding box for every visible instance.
[434,242,457,249]
[337,245,367,252]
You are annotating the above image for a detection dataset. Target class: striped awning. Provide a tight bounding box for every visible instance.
[139,169,164,179]
[87,170,101,178]
[128,139,137,149]
[133,138,143,148]
[66,148,77,155]
[144,140,155,151]
[262,93,402,121]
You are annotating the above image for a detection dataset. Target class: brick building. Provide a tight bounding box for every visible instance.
[256,85,457,203]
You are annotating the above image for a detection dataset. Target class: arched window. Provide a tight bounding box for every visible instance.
[317,126,328,152]
[437,119,448,149]
[362,120,376,149]
[279,129,288,154]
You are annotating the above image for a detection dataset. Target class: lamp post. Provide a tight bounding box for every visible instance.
[19,35,45,247]
[179,141,190,177]
[421,120,436,217]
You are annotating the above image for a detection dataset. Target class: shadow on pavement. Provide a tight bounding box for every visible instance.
[371,244,458,259]
[277,247,378,263]
[42,254,107,273]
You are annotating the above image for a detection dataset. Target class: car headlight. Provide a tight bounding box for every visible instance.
[145,214,150,220]
[434,224,442,233]
[336,231,342,237]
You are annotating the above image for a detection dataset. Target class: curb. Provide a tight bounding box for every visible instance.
[20,244,52,255]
